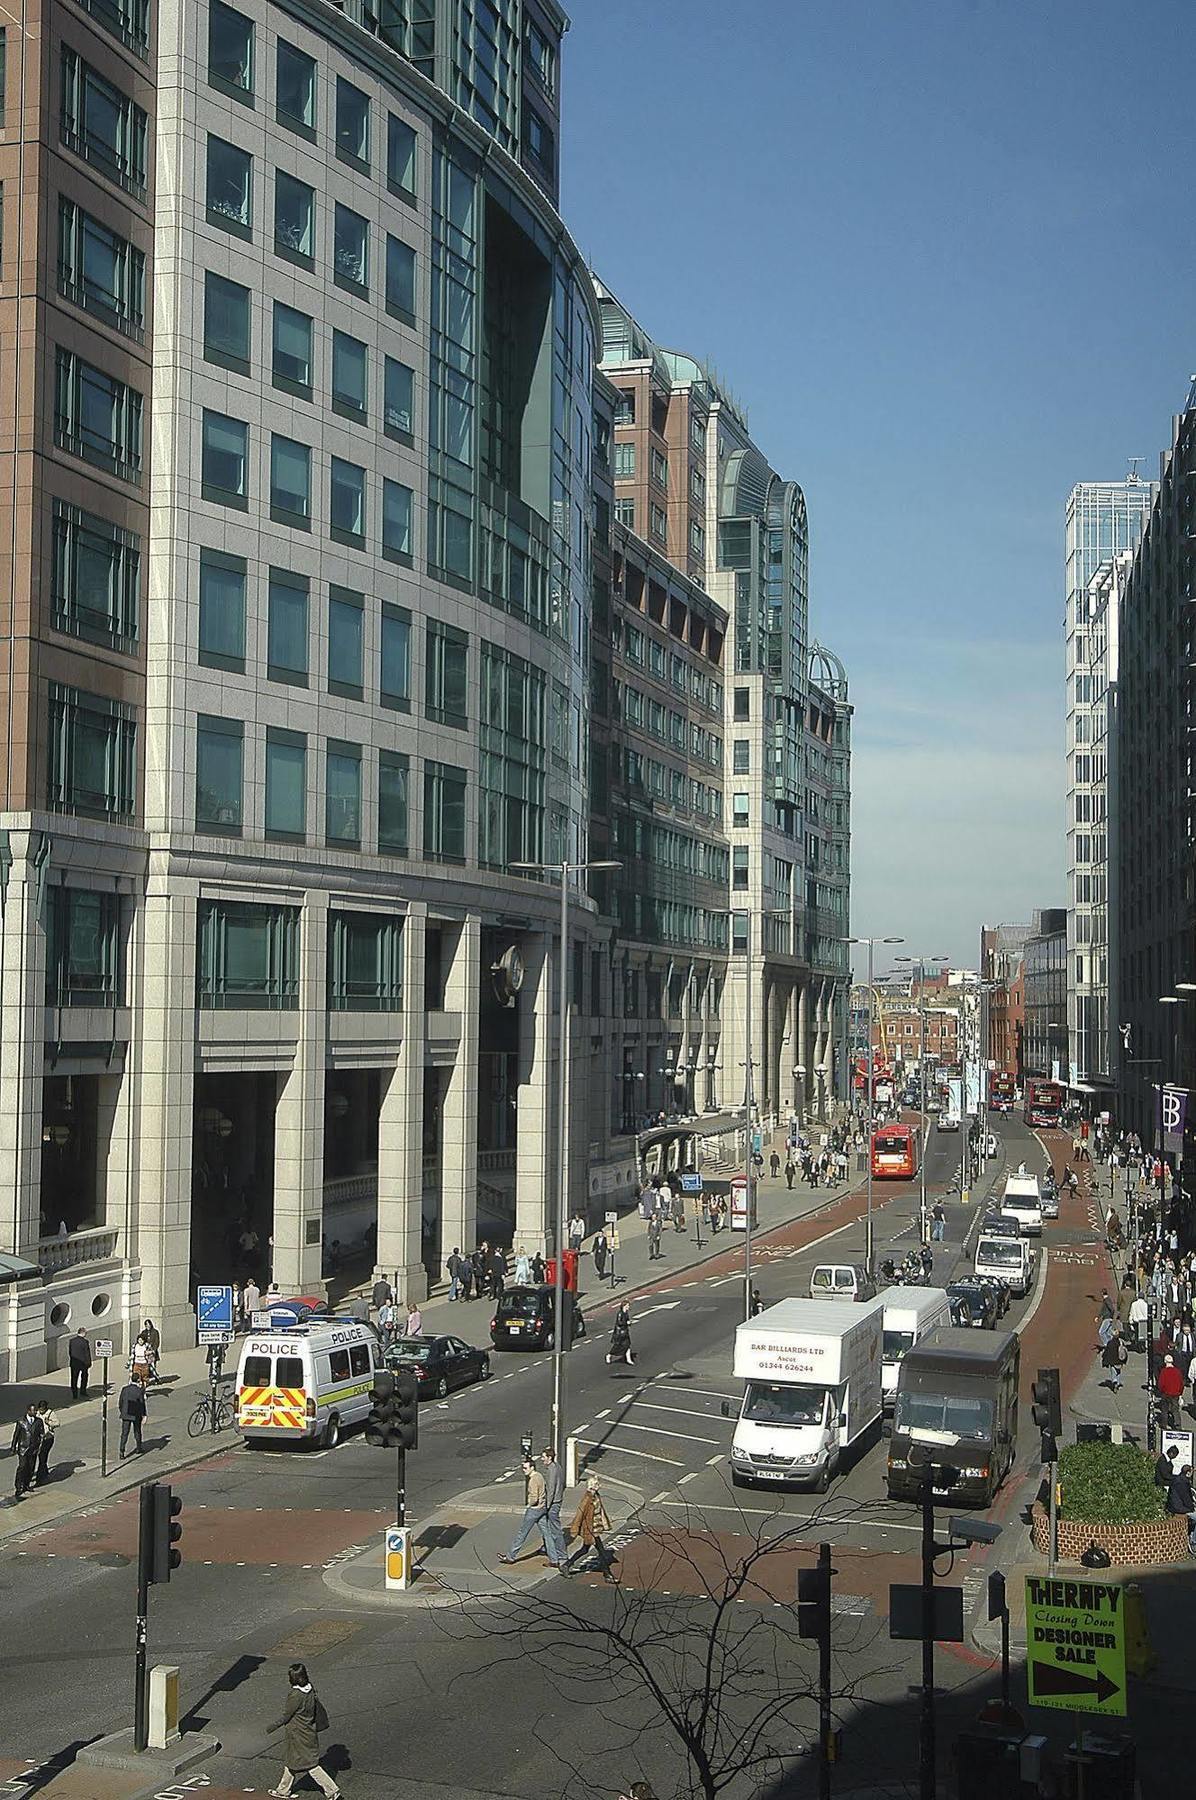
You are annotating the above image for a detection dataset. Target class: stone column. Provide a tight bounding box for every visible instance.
[134,871,199,1349]
[0,832,48,1261]
[376,904,426,1298]
[797,979,811,1124]
[272,890,329,1294]
[440,914,479,1265]
[515,932,553,1255]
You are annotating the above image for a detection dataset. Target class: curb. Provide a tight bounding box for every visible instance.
[0,1428,236,1549]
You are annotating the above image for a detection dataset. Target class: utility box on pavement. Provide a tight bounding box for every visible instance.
[385,1526,413,1591]
[148,1665,180,1749]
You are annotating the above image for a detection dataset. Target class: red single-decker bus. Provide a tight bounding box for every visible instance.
[871,1123,920,1180]
[1024,1079,1064,1129]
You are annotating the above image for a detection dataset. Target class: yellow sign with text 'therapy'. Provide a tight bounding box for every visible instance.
[1025,1575,1126,1717]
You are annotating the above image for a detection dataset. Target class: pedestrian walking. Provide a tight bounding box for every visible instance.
[1101,1328,1125,1392]
[607,1302,635,1367]
[647,1212,662,1261]
[243,1277,262,1323]
[498,1456,561,1568]
[458,1254,474,1302]
[404,1299,422,1336]
[568,1212,586,1252]
[118,1377,147,1457]
[784,1158,796,1190]
[513,1245,531,1286]
[377,1299,396,1346]
[531,1250,545,1285]
[1128,1292,1149,1352]
[33,1403,56,1485]
[267,1662,341,1799]
[567,1473,612,1575]
[446,1248,463,1302]
[371,1275,392,1320]
[67,1327,92,1398]
[931,1203,946,1243]
[141,1319,162,1380]
[592,1230,609,1281]
[769,1150,780,1179]
[1158,1354,1185,1429]
[9,1403,44,1502]
[490,1247,507,1299]
[750,1286,765,1317]
[539,1448,569,1567]
[130,1333,155,1389]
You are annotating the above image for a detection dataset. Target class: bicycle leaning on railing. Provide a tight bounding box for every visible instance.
[187,1381,236,1438]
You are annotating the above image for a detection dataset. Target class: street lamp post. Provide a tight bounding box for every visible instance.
[511,856,622,1466]
[844,935,905,1274]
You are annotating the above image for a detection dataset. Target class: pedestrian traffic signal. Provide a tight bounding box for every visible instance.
[394,1371,419,1451]
[797,1561,832,1641]
[987,1570,1007,1623]
[150,1482,183,1583]
[365,1370,398,1446]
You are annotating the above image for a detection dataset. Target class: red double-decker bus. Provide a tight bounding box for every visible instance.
[991,1073,1016,1114]
[871,1122,920,1180]
[1024,1079,1064,1129]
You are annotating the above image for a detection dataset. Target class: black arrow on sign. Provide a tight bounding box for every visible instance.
[1034,1661,1120,1706]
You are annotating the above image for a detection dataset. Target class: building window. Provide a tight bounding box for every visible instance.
[615,390,635,425]
[328,911,403,1011]
[47,682,136,820]
[380,604,411,710]
[46,887,121,1006]
[387,113,416,197]
[733,687,750,721]
[272,301,312,397]
[274,171,314,265]
[426,620,467,727]
[732,910,748,953]
[690,466,705,504]
[270,434,311,527]
[385,234,415,321]
[197,899,299,1010]
[378,750,409,853]
[52,501,139,651]
[208,1,254,99]
[613,441,635,479]
[732,741,750,775]
[203,270,250,374]
[733,792,749,827]
[60,49,147,196]
[333,202,368,293]
[650,448,667,489]
[198,547,245,671]
[330,456,365,545]
[382,478,413,562]
[276,40,315,134]
[690,414,706,452]
[325,740,362,845]
[328,585,363,698]
[75,0,149,56]
[732,846,749,890]
[384,356,414,438]
[54,349,142,481]
[264,727,306,841]
[614,498,634,527]
[206,134,252,236]
[522,106,553,176]
[335,76,369,168]
[195,713,243,833]
[58,200,145,338]
[649,503,667,544]
[690,520,705,556]
[267,568,308,685]
[331,330,367,420]
[424,760,466,862]
[201,409,248,507]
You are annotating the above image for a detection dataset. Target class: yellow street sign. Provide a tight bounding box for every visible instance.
[1025,1575,1126,1717]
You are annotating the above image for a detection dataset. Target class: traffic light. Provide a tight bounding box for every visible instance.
[797,1561,831,1641]
[987,1570,1006,1623]
[365,1370,397,1446]
[394,1371,419,1451]
[150,1482,183,1583]
[1032,1367,1062,1462]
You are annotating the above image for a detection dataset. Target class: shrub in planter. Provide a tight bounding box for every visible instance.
[1058,1439,1167,1525]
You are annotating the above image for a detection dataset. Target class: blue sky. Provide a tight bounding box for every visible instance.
[561,0,1195,972]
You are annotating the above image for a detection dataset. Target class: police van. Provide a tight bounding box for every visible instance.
[235,1319,380,1448]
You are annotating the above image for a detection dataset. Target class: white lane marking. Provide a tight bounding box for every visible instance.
[595,1408,611,1420]
[627,1401,730,1423]
[706,1454,725,1466]
[595,1420,718,1444]
[656,1500,924,1531]
[638,1300,683,1316]
[573,1439,683,1466]
[653,1384,741,1401]
[679,1472,699,1486]
[650,1489,670,1502]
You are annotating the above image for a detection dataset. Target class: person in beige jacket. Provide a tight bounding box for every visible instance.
[498,1457,563,1568]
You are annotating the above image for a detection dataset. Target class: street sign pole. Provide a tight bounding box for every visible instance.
[134,1483,153,1752]
[818,1540,832,1800]
[100,1351,110,1478]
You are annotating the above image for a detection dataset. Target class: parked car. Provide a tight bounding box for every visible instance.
[948,1294,972,1328]
[490,1284,587,1350]
[946,1280,999,1330]
[971,1272,1011,1318]
[385,1333,490,1398]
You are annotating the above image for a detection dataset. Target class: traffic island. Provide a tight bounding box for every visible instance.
[1029,1438,1189,1567]
[1029,1501,1190,1566]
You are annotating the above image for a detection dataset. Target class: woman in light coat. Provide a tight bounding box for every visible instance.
[268,1662,340,1799]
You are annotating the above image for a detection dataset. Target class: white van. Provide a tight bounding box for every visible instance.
[236,1319,380,1448]
[881,1287,952,1412]
[809,1263,877,1303]
[1001,1173,1042,1236]
[974,1232,1035,1297]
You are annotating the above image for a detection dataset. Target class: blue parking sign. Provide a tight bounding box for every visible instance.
[197,1284,234,1333]
[680,1172,703,1192]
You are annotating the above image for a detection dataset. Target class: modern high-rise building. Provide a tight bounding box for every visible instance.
[1115,383,1196,1147]
[0,0,602,1374]
[594,281,852,1129]
[1064,477,1153,1102]
[1023,909,1068,1081]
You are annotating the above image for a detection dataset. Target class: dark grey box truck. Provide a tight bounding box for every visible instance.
[886,1328,1020,1508]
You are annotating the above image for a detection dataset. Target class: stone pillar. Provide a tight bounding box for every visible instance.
[272,891,328,1294]
[376,905,425,1298]
[134,872,199,1349]
[440,914,479,1264]
[515,932,553,1255]
[797,979,811,1125]
[0,833,48,1262]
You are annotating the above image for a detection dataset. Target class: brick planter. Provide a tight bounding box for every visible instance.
[1030,1499,1190,1565]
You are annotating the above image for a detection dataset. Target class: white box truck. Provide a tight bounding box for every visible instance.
[729,1296,884,1492]
[881,1287,951,1413]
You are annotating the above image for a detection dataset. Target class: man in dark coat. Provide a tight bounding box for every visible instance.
[118,1378,147,1457]
[68,1327,93,1398]
[592,1230,609,1281]
[10,1404,44,1501]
